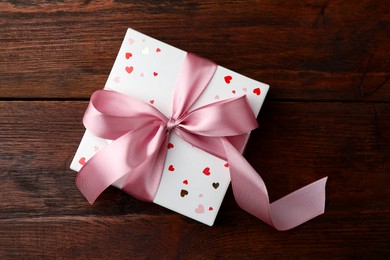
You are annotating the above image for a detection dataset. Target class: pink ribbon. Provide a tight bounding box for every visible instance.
[76,53,327,230]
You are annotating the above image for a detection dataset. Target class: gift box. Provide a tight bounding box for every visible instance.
[70,28,269,226]
[71,28,327,230]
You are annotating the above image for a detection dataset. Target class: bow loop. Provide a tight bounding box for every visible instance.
[84,90,168,140]
[179,95,258,137]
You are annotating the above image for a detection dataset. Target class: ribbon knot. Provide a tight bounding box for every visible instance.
[166,118,179,132]
[76,53,327,230]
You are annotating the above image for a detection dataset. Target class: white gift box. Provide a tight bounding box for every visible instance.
[71,28,269,226]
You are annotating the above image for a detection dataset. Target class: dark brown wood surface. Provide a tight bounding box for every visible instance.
[0,0,389,258]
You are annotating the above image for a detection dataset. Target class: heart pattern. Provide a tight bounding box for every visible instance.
[125,66,134,74]
[202,167,211,176]
[78,157,87,166]
[167,143,174,149]
[153,72,158,77]
[212,182,219,189]
[253,88,261,96]
[168,165,175,171]
[156,48,161,52]
[125,52,132,59]
[183,179,188,185]
[224,75,232,84]
[149,99,155,104]
[180,189,189,197]
[141,47,149,54]
[195,204,204,214]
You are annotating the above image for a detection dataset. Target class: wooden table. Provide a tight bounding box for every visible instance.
[1,1,389,258]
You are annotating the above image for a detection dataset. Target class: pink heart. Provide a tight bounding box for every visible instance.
[156,48,161,52]
[214,95,220,100]
[128,38,135,44]
[140,73,144,77]
[195,204,204,214]
[198,193,204,198]
[150,99,155,105]
[242,87,247,92]
[125,66,134,74]
[113,76,120,83]
[78,157,87,166]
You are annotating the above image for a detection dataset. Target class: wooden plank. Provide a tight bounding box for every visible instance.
[0,212,388,258]
[0,0,389,100]
[0,101,388,223]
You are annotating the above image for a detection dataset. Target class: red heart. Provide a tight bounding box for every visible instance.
[125,66,134,74]
[167,143,174,149]
[153,72,158,77]
[202,167,211,176]
[224,162,229,167]
[253,88,261,96]
[78,157,87,166]
[149,100,154,104]
[156,48,161,52]
[125,52,132,59]
[183,180,188,185]
[209,207,213,211]
[224,75,232,84]
[168,165,175,171]
[232,90,236,94]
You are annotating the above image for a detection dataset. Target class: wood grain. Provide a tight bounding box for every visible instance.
[0,0,389,258]
[0,0,389,101]
[0,101,389,257]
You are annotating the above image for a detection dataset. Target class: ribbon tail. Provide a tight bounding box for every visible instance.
[121,137,168,202]
[269,177,327,230]
[221,138,327,231]
[76,122,167,204]
[76,131,140,204]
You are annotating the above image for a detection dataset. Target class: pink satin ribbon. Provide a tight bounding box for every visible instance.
[76,53,327,230]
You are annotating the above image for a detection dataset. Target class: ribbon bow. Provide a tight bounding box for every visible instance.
[76,53,327,230]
